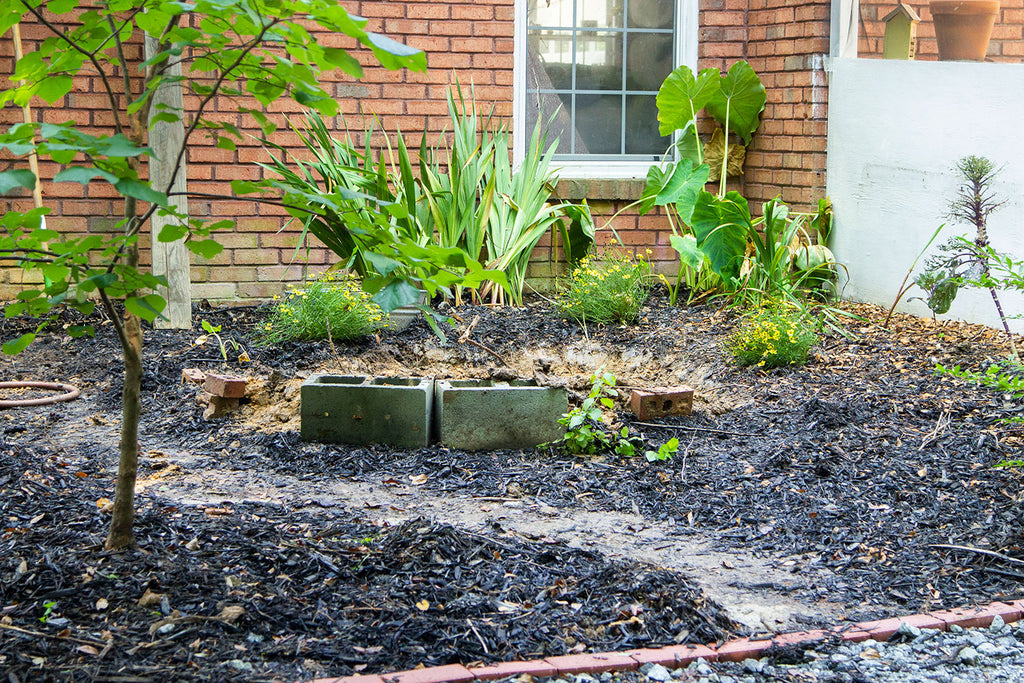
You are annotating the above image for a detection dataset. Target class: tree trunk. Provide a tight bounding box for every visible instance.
[105,302,143,550]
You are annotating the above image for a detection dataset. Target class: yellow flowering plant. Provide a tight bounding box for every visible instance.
[257,272,386,345]
[727,303,819,368]
[556,251,652,325]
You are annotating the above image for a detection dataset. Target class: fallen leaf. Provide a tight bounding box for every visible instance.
[138,589,166,608]
[204,507,232,516]
[415,599,430,611]
[77,645,99,656]
[410,474,429,485]
[185,538,200,551]
[29,513,44,525]
[218,605,245,623]
[96,498,114,513]
[95,598,109,611]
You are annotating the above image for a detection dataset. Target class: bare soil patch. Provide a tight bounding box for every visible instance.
[2,294,1023,682]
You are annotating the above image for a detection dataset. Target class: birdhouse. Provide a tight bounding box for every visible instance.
[883,3,922,59]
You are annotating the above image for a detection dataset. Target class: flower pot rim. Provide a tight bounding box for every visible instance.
[929,0,1000,14]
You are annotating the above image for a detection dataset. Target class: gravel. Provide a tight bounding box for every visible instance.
[525,617,1024,683]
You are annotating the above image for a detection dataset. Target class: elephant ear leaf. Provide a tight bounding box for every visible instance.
[706,61,766,145]
[656,65,720,137]
[690,190,751,280]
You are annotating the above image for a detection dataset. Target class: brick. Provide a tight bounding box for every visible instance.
[630,386,695,420]
[469,660,558,680]
[846,612,947,642]
[930,602,1024,630]
[307,676,385,683]
[544,652,638,674]
[714,636,777,662]
[624,643,720,666]
[203,373,247,398]
[181,368,206,385]
[381,664,475,683]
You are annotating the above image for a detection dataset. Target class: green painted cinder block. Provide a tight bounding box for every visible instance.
[300,375,434,448]
[433,379,567,451]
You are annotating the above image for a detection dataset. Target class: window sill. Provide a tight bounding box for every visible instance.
[553,178,648,202]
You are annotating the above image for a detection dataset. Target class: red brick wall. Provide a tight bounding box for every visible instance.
[1,0,831,300]
[859,0,1024,60]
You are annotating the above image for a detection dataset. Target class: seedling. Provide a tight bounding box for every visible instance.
[645,438,680,462]
[194,319,250,363]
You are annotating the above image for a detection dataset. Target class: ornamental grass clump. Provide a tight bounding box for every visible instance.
[557,251,652,325]
[258,273,385,345]
[727,304,819,368]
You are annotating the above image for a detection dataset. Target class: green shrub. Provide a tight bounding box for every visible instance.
[556,251,652,325]
[727,303,819,368]
[258,273,385,344]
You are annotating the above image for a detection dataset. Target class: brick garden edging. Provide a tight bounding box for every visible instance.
[301,600,1024,683]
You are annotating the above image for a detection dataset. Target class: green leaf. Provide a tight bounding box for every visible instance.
[0,170,36,195]
[690,190,751,279]
[125,294,167,323]
[3,332,35,355]
[670,233,704,271]
[114,179,168,207]
[656,65,719,137]
[79,272,118,292]
[66,324,95,338]
[363,251,404,277]
[656,161,710,224]
[215,135,236,151]
[54,167,119,185]
[157,223,188,242]
[706,61,766,144]
[373,279,422,312]
[186,239,223,258]
[36,75,73,103]
[366,32,427,71]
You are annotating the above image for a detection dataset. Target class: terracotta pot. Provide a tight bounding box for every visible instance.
[930,0,1000,61]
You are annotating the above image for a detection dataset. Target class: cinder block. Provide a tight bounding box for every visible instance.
[204,373,246,398]
[301,375,434,448]
[630,386,694,420]
[433,379,567,451]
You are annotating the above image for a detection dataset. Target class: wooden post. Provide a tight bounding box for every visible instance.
[144,35,192,329]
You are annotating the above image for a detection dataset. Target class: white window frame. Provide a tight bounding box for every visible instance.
[512,0,699,179]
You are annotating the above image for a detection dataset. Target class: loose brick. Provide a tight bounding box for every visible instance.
[625,643,720,666]
[714,636,777,662]
[204,373,247,399]
[630,386,695,420]
[181,368,206,385]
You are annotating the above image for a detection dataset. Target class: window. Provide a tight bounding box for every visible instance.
[515,0,696,178]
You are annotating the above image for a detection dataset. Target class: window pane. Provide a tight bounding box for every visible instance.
[527,91,574,155]
[626,33,673,91]
[575,32,622,91]
[529,30,573,90]
[624,95,668,155]
[576,94,622,154]
[528,0,574,26]
[576,0,624,28]
[628,0,674,29]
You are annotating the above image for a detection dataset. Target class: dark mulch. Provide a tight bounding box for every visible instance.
[2,293,1024,682]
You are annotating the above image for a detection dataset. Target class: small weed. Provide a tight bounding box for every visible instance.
[645,437,679,462]
[935,361,1024,425]
[39,600,57,623]
[727,303,819,368]
[556,251,652,325]
[257,272,385,345]
[551,372,640,456]
[195,319,250,362]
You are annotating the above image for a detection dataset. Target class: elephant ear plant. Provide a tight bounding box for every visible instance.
[915,155,1024,360]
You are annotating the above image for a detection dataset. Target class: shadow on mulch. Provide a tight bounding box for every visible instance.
[0,442,735,682]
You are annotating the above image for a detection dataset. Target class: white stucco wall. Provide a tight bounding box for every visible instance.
[826,58,1024,333]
